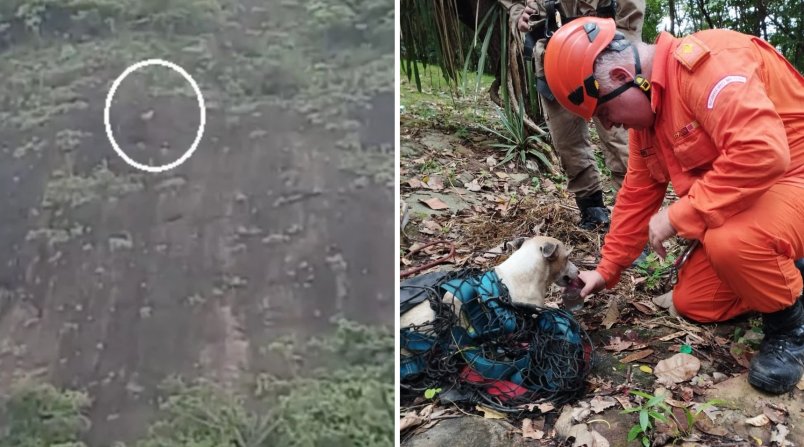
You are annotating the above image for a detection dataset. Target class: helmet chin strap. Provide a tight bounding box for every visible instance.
[597,43,651,106]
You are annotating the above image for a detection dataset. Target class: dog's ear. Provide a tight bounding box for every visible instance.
[541,241,558,260]
[506,237,527,252]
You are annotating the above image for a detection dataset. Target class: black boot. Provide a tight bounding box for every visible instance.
[630,245,651,269]
[748,297,804,394]
[575,191,610,231]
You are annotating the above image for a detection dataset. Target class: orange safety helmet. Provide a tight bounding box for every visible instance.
[544,17,650,120]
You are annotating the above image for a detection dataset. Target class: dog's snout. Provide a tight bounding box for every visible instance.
[562,275,571,283]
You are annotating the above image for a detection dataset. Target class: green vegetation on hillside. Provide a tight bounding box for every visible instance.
[0,319,394,447]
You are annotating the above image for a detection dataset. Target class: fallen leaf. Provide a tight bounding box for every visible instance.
[763,406,786,424]
[603,337,633,352]
[554,405,576,438]
[714,336,730,345]
[658,330,687,342]
[522,418,544,439]
[712,372,728,384]
[542,178,557,193]
[571,401,591,422]
[745,414,770,427]
[632,300,658,314]
[420,220,443,234]
[473,256,491,265]
[690,374,713,388]
[407,178,425,188]
[729,344,752,369]
[639,365,653,374]
[654,386,672,399]
[494,171,509,179]
[652,291,674,310]
[420,404,435,418]
[466,179,482,192]
[620,349,654,363]
[679,386,694,402]
[613,394,632,410]
[476,405,506,419]
[695,415,730,436]
[692,402,722,423]
[407,242,426,252]
[567,424,610,447]
[400,412,424,431]
[771,424,793,447]
[654,353,701,386]
[588,428,610,447]
[537,402,555,413]
[421,198,449,210]
[665,397,692,408]
[602,301,620,330]
[589,396,616,413]
[424,175,445,191]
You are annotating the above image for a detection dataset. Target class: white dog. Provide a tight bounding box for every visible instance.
[401,236,579,329]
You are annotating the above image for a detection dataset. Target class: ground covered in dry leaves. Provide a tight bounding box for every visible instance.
[398,67,803,447]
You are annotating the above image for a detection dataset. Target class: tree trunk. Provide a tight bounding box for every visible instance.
[696,0,715,29]
[669,0,676,35]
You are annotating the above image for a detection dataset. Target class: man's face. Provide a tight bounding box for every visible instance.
[593,70,655,131]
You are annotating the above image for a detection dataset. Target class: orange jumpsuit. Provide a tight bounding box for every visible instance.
[596,30,804,322]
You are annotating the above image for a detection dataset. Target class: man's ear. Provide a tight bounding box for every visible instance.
[609,66,633,84]
[541,241,558,261]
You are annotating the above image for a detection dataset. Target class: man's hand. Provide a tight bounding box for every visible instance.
[517,4,536,32]
[578,270,605,298]
[648,207,677,259]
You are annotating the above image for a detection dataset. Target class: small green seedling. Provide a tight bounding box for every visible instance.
[622,389,723,446]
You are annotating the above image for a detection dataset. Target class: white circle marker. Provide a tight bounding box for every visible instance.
[104,58,206,173]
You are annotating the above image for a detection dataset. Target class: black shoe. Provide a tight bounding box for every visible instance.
[579,207,610,230]
[796,258,804,283]
[631,245,650,268]
[576,191,610,231]
[748,298,804,394]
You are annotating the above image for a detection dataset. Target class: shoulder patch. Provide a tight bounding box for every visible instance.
[707,75,746,109]
[674,35,710,71]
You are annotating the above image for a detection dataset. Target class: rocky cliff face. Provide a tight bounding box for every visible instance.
[0,0,394,443]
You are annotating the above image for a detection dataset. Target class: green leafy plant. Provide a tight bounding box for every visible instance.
[594,148,613,179]
[0,381,91,447]
[424,387,442,399]
[480,98,553,169]
[623,390,723,446]
[623,390,671,447]
[634,251,677,292]
[0,320,393,447]
[136,377,277,447]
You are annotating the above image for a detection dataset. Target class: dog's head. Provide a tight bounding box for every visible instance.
[505,235,579,287]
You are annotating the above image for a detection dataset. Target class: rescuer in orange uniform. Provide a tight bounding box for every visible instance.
[543,17,804,394]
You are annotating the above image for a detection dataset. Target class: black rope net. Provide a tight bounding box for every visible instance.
[400,268,595,413]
